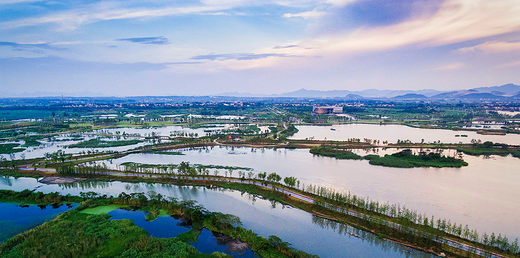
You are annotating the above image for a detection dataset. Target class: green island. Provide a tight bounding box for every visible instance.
[310,146,469,168]
[67,139,144,148]
[457,141,520,158]
[146,150,185,155]
[0,189,316,258]
[0,144,25,155]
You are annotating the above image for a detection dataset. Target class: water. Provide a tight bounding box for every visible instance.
[1,134,151,160]
[0,202,76,243]
[108,209,191,238]
[104,146,520,240]
[0,176,434,258]
[108,209,254,257]
[290,124,520,145]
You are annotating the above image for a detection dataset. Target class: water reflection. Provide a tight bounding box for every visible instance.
[0,176,433,257]
[311,216,427,258]
[106,146,520,240]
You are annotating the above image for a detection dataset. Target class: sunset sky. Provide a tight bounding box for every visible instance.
[1,0,520,96]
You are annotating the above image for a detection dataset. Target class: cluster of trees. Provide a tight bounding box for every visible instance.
[44,149,73,163]
[0,189,82,204]
[304,184,520,255]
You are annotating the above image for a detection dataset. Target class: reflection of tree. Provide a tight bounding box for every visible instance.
[0,176,13,186]
[58,180,111,190]
[311,216,422,256]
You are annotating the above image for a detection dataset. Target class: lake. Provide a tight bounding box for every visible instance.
[103,146,520,240]
[290,124,520,145]
[108,209,255,257]
[0,202,76,243]
[0,176,434,258]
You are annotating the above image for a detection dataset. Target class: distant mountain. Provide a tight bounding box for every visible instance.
[214,83,519,101]
[1,91,109,98]
[471,83,520,95]
[392,93,428,99]
[343,94,365,100]
[216,92,268,97]
[460,93,507,100]
[278,88,443,98]
[279,89,351,98]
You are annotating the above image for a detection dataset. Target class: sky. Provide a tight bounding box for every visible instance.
[0,0,520,97]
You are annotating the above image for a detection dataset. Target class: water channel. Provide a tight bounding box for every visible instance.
[0,176,434,258]
[102,146,520,240]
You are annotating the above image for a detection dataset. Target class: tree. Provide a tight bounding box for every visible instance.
[267,172,282,191]
[283,176,297,188]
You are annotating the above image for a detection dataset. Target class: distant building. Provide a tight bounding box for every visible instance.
[312,106,343,114]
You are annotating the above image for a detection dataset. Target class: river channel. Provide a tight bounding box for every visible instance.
[0,176,434,258]
[102,146,520,240]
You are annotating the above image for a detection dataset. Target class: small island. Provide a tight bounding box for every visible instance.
[310,147,468,168]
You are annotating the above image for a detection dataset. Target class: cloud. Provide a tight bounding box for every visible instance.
[190,53,296,61]
[495,60,520,69]
[326,0,359,7]
[458,41,520,53]
[283,10,326,19]
[273,44,300,49]
[433,62,465,70]
[0,4,229,30]
[0,41,65,53]
[0,0,42,4]
[117,36,169,45]
[283,0,520,57]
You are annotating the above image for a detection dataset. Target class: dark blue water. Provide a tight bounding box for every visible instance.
[0,202,76,243]
[108,209,255,257]
[108,209,191,238]
[191,229,255,257]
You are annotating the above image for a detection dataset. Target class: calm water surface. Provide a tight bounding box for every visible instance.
[0,202,76,243]
[290,124,520,145]
[108,209,255,257]
[105,146,520,240]
[0,176,434,258]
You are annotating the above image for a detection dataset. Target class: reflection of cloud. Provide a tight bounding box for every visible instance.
[433,62,465,70]
[191,53,296,61]
[117,36,169,45]
[459,41,520,53]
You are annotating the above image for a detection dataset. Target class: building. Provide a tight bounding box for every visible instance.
[312,106,343,114]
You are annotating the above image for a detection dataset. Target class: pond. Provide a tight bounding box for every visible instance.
[0,176,434,258]
[108,209,255,257]
[290,124,520,145]
[0,202,76,243]
[104,146,520,240]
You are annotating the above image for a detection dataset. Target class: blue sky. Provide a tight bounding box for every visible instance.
[1,0,520,96]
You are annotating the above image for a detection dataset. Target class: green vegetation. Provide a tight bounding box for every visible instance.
[310,146,363,160]
[311,146,468,168]
[0,211,211,258]
[80,204,127,215]
[0,190,316,258]
[119,162,253,174]
[368,149,468,168]
[147,150,185,155]
[0,189,83,204]
[0,144,24,154]
[279,124,299,139]
[457,141,520,159]
[68,139,143,148]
